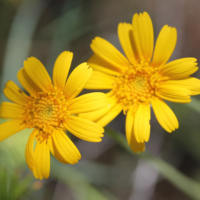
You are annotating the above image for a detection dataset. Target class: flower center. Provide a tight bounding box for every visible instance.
[134,76,147,91]
[24,86,69,134]
[112,62,161,107]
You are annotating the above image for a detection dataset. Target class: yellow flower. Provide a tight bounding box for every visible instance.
[0,51,106,179]
[81,12,200,153]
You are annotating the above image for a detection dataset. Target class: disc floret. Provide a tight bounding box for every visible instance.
[112,61,161,108]
[24,85,69,134]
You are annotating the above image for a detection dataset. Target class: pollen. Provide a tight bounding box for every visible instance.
[112,62,161,107]
[24,85,69,136]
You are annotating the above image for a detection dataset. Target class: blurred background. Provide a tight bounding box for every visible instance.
[1,0,200,199]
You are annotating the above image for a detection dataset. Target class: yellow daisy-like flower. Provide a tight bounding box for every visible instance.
[0,51,106,179]
[81,12,200,153]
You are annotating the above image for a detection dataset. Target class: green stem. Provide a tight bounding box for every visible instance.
[105,127,200,200]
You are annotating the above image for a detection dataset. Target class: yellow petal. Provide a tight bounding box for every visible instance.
[156,81,191,103]
[64,63,92,102]
[68,92,107,114]
[79,95,117,122]
[91,37,130,69]
[126,109,134,143]
[52,130,81,164]
[134,103,151,143]
[126,110,145,153]
[162,78,200,96]
[152,25,177,67]
[33,142,43,180]
[25,129,38,171]
[24,57,52,92]
[88,54,120,76]
[64,116,104,142]
[33,143,42,179]
[33,140,50,180]
[118,23,137,64]
[53,51,73,90]
[0,120,26,142]
[0,102,24,119]
[40,141,50,179]
[151,97,179,132]
[132,12,154,61]
[183,77,200,95]
[17,68,40,98]
[159,58,198,79]
[96,103,123,127]
[48,136,68,164]
[3,80,28,105]
[84,71,116,90]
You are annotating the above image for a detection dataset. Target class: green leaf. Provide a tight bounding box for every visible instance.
[0,169,7,200]
[0,169,33,200]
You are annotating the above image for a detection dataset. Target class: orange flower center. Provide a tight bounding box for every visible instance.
[24,86,69,134]
[112,62,161,107]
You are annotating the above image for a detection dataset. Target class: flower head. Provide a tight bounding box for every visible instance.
[81,12,200,153]
[0,51,106,179]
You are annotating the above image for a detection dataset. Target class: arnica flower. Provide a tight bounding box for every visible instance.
[0,51,106,179]
[80,12,200,153]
